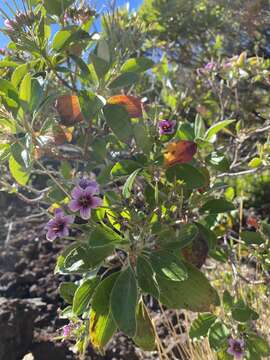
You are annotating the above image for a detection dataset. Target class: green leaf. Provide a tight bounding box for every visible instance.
[204,119,235,142]
[231,300,259,322]
[156,262,220,311]
[70,55,91,79]
[86,245,114,268]
[0,144,10,161]
[19,73,32,105]
[9,155,30,185]
[240,231,264,245]
[133,300,156,351]
[163,223,199,250]
[89,225,122,247]
[222,290,234,310]
[78,90,105,119]
[177,122,195,140]
[0,79,19,106]
[133,123,152,154]
[208,321,230,351]
[195,222,217,250]
[30,79,43,112]
[150,251,187,282]
[248,157,262,168]
[11,64,28,88]
[246,333,270,357]
[1,119,16,135]
[136,255,160,299]
[111,160,142,177]
[194,115,206,139]
[189,313,217,340]
[166,163,206,189]
[92,138,107,162]
[103,104,133,142]
[63,246,90,273]
[110,266,138,337]
[97,40,110,62]
[73,277,100,316]
[89,54,109,79]
[52,30,72,51]
[121,58,154,73]
[109,72,139,89]
[59,282,78,304]
[89,272,119,350]
[200,199,235,214]
[0,60,18,68]
[44,0,75,16]
[206,152,230,172]
[122,168,142,199]
[261,221,270,237]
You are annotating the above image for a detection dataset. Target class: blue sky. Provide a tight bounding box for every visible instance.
[0,0,142,48]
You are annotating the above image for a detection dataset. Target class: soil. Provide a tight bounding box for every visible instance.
[0,194,183,360]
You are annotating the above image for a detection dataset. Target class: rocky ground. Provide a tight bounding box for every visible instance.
[0,194,184,360]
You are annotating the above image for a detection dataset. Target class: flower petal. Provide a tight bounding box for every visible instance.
[64,215,75,224]
[59,227,69,238]
[47,219,56,229]
[91,196,103,208]
[80,206,91,220]
[78,177,99,191]
[71,186,83,199]
[55,208,64,218]
[46,230,57,241]
[235,354,244,360]
[228,339,235,347]
[69,199,81,212]
[85,184,99,196]
[227,348,234,356]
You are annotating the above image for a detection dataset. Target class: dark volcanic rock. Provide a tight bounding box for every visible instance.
[0,298,44,360]
[31,340,73,360]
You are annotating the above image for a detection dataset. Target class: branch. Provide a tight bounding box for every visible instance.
[217,166,270,178]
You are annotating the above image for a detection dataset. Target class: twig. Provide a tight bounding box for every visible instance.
[5,222,13,246]
[217,166,270,178]
[16,191,47,204]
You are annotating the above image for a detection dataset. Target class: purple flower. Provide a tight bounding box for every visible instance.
[46,208,74,241]
[223,61,233,69]
[77,176,99,192]
[158,120,176,135]
[63,324,71,337]
[204,61,216,71]
[227,338,245,360]
[69,181,103,220]
[4,19,14,30]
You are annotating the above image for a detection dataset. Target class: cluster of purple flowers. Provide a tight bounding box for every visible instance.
[46,177,102,241]
[63,4,96,24]
[4,19,15,31]
[4,11,35,32]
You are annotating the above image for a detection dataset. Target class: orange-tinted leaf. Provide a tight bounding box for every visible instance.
[247,216,259,229]
[164,141,197,167]
[107,95,143,118]
[56,94,84,126]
